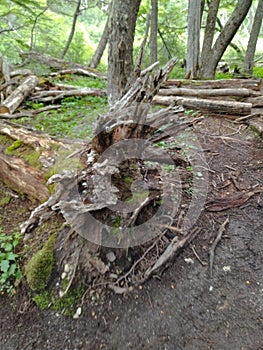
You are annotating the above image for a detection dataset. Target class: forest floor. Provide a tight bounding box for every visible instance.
[0,114,263,350]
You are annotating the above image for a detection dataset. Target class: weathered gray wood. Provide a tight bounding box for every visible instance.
[0,75,38,114]
[153,95,252,115]
[164,78,263,91]
[159,87,251,98]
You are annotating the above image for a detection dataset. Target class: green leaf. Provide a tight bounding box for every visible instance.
[7,252,17,261]
[3,243,13,252]
[0,260,10,273]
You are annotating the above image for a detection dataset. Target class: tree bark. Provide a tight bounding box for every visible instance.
[200,0,220,69]
[89,2,112,69]
[107,0,141,106]
[150,0,158,65]
[186,0,202,79]
[200,0,253,78]
[60,0,81,59]
[243,0,263,74]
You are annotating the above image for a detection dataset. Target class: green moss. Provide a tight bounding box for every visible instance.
[24,234,56,291]
[32,287,85,316]
[0,195,11,206]
[32,291,51,309]
[5,140,42,169]
[5,140,23,155]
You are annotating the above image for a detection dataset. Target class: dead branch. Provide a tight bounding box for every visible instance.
[30,87,107,102]
[50,68,107,80]
[209,217,229,278]
[0,105,61,119]
[144,227,200,278]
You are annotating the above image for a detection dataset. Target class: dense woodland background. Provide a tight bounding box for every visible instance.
[1,0,263,78]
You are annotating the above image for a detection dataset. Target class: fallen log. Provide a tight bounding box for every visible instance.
[158,87,252,98]
[164,78,263,91]
[0,152,50,202]
[30,87,107,102]
[0,75,38,114]
[245,96,263,107]
[50,68,107,80]
[20,51,106,79]
[153,95,252,115]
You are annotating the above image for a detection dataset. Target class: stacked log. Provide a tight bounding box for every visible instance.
[153,78,263,116]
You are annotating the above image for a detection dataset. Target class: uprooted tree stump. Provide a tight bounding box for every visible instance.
[20,58,208,299]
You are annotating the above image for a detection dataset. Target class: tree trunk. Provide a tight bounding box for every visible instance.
[243,0,263,74]
[107,0,141,106]
[89,2,112,69]
[200,0,253,78]
[186,0,202,79]
[200,0,220,69]
[60,0,81,59]
[150,0,158,65]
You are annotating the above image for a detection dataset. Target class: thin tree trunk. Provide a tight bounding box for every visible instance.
[89,2,112,69]
[107,0,141,106]
[200,0,220,67]
[186,0,202,79]
[150,0,158,65]
[200,0,253,78]
[243,0,263,74]
[60,0,81,60]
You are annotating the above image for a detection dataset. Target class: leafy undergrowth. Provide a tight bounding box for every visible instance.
[0,227,22,294]
[17,75,108,140]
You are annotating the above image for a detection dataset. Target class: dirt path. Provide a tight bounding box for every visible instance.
[0,116,262,350]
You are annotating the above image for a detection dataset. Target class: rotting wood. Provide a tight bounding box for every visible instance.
[206,189,263,211]
[0,152,50,202]
[0,75,38,114]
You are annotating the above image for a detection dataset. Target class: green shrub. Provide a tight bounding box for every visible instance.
[0,228,22,294]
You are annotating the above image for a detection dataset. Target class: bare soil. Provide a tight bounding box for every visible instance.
[0,115,263,350]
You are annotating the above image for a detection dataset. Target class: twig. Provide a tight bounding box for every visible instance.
[209,217,229,278]
[126,196,152,227]
[234,113,260,123]
[144,227,200,278]
[114,230,167,286]
[191,244,207,266]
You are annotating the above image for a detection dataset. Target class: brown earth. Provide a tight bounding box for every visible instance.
[0,115,263,350]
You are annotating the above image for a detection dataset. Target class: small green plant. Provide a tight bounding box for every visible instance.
[0,228,22,294]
